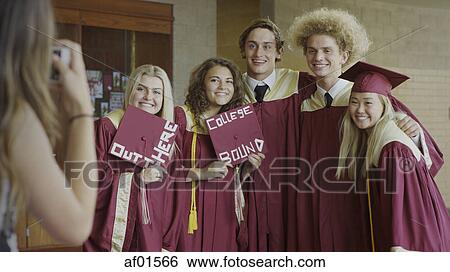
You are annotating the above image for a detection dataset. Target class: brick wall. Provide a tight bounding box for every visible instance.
[393,68,450,204]
[276,0,450,71]
[217,0,261,71]
[148,0,217,105]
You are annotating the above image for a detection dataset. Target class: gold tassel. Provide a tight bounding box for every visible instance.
[188,180,198,234]
[367,176,375,252]
[187,128,198,234]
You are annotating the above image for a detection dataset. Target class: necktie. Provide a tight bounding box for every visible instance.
[254,84,269,103]
[324,92,333,108]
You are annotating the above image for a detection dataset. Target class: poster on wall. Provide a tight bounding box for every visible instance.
[100,102,109,117]
[121,75,129,92]
[86,70,103,99]
[103,73,113,93]
[113,71,121,91]
[110,91,124,111]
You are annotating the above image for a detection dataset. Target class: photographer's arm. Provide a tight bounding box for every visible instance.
[11,105,97,245]
[10,41,97,245]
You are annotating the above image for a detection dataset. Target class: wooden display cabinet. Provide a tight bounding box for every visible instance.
[16,0,173,251]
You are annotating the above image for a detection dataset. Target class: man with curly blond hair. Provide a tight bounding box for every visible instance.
[286,8,443,251]
[288,8,370,91]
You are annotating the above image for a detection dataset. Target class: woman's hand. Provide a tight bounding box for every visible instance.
[141,165,166,183]
[188,160,232,181]
[390,246,409,252]
[241,152,265,180]
[397,115,420,138]
[51,40,93,118]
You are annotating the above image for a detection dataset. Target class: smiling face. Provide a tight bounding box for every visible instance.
[305,34,348,80]
[129,75,164,115]
[348,92,384,130]
[244,28,281,81]
[204,65,235,108]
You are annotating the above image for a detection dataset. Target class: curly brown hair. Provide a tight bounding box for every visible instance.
[185,58,246,130]
[239,18,284,62]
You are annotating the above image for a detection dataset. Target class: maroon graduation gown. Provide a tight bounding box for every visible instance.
[296,104,371,251]
[83,117,174,252]
[171,106,240,252]
[243,72,316,252]
[369,141,450,251]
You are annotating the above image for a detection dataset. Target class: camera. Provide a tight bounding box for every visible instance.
[50,45,71,81]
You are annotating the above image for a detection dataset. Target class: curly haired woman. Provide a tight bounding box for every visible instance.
[171,58,264,251]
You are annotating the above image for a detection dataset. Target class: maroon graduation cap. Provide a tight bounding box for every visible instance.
[206,104,266,166]
[109,105,178,168]
[340,61,409,96]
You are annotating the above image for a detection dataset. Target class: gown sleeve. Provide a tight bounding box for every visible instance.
[370,142,450,251]
[162,107,188,251]
[389,96,444,177]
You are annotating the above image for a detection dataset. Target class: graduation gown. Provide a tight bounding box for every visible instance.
[367,121,450,251]
[295,82,370,251]
[241,69,316,251]
[83,110,175,252]
[295,80,445,251]
[171,106,240,252]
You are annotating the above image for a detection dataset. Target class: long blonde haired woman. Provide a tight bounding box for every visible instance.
[337,62,450,251]
[83,64,177,252]
[0,0,97,251]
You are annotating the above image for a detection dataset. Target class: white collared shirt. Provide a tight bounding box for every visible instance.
[246,70,276,93]
[316,78,350,100]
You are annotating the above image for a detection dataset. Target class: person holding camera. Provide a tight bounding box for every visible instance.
[0,0,97,251]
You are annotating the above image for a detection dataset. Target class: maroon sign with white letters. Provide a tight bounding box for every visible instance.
[206,104,265,165]
[109,105,178,168]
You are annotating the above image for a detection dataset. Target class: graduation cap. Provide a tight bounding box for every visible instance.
[109,105,178,168]
[206,104,266,166]
[340,61,409,96]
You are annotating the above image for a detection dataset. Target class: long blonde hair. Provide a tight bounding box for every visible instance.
[0,0,60,205]
[124,64,175,123]
[337,95,395,180]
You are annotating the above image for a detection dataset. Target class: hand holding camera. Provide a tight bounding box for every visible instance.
[50,45,70,82]
[51,40,93,119]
